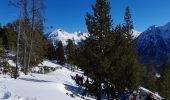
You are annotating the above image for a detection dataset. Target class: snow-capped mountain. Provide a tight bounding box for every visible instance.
[136,22,170,70]
[45,29,88,47]
[132,30,141,39]
[46,29,140,47]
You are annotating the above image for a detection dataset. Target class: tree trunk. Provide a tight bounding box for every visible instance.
[14,9,22,79]
[23,43,27,74]
[27,0,35,71]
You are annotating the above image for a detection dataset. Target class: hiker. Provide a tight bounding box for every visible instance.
[145,93,156,100]
[82,78,89,96]
[120,92,129,100]
[80,75,84,86]
[129,90,137,100]
[75,74,78,81]
[75,74,80,86]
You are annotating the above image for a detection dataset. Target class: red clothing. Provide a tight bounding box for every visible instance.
[132,95,136,100]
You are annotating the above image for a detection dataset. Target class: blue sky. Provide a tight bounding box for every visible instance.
[0,0,170,33]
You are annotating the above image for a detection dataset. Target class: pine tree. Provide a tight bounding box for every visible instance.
[161,68,170,99]
[160,61,170,99]
[66,39,76,71]
[78,3,142,99]
[122,7,141,91]
[77,0,113,99]
[46,42,56,60]
[56,41,66,65]
[4,23,17,50]
[123,6,134,39]
[141,62,157,91]
[0,26,9,49]
[0,37,8,74]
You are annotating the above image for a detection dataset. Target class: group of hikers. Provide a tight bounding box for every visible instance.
[120,90,157,100]
[72,74,90,96]
[75,74,85,86]
[74,74,90,87]
[72,74,159,100]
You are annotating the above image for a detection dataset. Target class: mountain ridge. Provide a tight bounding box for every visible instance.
[45,29,141,47]
[136,22,170,71]
[45,29,88,47]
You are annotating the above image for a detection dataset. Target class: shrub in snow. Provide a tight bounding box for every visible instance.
[31,66,57,74]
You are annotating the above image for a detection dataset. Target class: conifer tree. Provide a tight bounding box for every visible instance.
[123,6,134,39]
[4,23,17,50]
[56,41,66,65]
[78,0,113,99]
[66,39,76,71]
[120,6,142,90]
[0,37,8,74]
[0,26,9,49]
[160,62,170,99]
[141,62,157,91]
[78,3,142,99]
[46,42,56,60]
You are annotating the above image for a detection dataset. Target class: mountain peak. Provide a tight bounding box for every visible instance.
[46,29,88,47]
[148,25,158,31]
[162,22,170,30]
[165,22,170,26]
[132,30,141,38]
[46,28,140,47]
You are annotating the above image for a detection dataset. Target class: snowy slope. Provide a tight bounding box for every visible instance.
[139,87,163,100]
[136,22,170,70]
[0,61,94,100]
[46,29,88,47]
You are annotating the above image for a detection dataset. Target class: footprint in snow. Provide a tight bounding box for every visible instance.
[3,91,11,99]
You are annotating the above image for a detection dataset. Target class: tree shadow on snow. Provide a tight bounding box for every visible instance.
[64,84,94,100]
[19,78,52,83]
[64,84,84,96]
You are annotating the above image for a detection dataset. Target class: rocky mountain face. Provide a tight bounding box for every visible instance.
[136,22,170,71]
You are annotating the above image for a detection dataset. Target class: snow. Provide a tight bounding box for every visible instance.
[38,60,60,68]
[7,51,15,57]
[0,60,94,100]
[132,30,141,39]
[139,87,163,100]
[46,29,89,47]
[46,29,140,48]
[8,60,16,67]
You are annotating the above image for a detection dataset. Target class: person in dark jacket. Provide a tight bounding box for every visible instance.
[82,78,89,96]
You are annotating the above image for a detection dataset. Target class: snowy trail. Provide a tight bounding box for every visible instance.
[0,61,93,100]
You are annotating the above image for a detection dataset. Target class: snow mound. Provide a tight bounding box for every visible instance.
[38,60,60,68]
[8,60,16,67]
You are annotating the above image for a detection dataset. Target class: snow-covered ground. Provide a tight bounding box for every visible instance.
[0,61,93,100]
